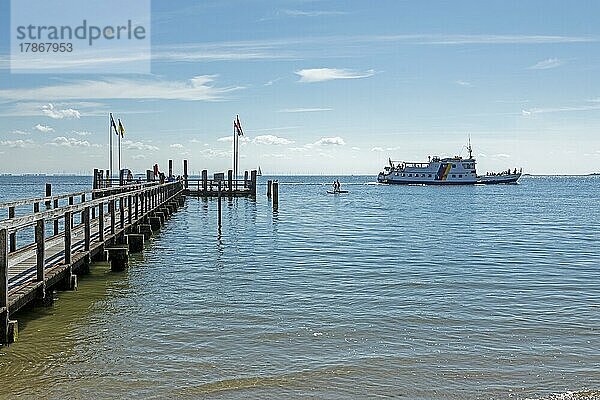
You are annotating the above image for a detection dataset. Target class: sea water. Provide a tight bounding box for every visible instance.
[0,175,598,399]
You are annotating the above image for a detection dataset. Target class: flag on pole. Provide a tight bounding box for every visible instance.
[234,115,243,136]
[110,113,118,134]
[118,118,125,137]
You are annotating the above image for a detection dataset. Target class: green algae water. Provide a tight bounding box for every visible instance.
[0,175,599,399]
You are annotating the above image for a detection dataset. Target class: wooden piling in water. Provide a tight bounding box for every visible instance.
[228,170,233,196]
[272,181,279,209]
[183,159,188,189]
[267,180,272,197]
[250,170,257,196]
[106,247,128,272]
[218,181,222,227]
[202,170,208,193]
[127,234,144,253]
[169,159,173,178]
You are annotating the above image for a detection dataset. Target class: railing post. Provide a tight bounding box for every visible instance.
[68,196,74,227]
[53,199,59,235]
[127,195,132,224]
[84,207,90,251]
[45,183,52,208]
[64,211,72,265]
[93,168,99,190]
[110,199,116,235]
[33,202,39,213]
[183,159,188,189]
[1,228,8,343]
[80,193,86,221]
[98,202,104,242]
[120,197,125,229]
[35,219,45,281]
[169,159,173,178]
[244,171,248,188]
[8,206,15,252]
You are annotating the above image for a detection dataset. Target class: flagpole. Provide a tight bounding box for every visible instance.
[118,132,121,177]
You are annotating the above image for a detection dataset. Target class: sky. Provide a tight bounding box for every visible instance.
[1,0,599,175]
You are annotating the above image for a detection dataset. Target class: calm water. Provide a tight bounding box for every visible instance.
[0,175,598,399]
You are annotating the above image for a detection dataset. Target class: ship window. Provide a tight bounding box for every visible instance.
[421,174,425,177]
[459,175,463,178]
[428,174,432,177]
[452,164,456,168]
[408,174,412,177]
[452,174,456,178]
[402,173,405,177]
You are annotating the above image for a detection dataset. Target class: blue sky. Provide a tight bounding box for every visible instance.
[1,0,599,175]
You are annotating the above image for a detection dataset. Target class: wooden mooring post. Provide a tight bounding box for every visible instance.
[217,181,222,227]
[267,180,272,197]
[183,159,188,189]
[272,181,279,209]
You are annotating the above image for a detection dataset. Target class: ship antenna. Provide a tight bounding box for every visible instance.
[467,135,473,159]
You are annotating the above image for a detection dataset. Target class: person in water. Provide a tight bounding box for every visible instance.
[336,179,341,192]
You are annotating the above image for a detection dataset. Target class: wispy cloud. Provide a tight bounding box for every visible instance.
[217,136,250,143]
[13,129,30,136]
[522,104,600,115]
[34,124,54,133]
[454,80,472,86]
[281,9,348,17]
[42,103,81,119]
[253,135,294,145]
[72,130,93,136]
[123,140,159,151]
[0,76,241,102]
[296,68,375,83]
[278,107,333,113]
[0,139,35,148]
[170,143,184,148]
[49,137,102,148]
[528,58,565,70]
[310,137,346,146]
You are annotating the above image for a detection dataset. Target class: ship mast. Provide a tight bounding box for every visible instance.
[467,135,473,159]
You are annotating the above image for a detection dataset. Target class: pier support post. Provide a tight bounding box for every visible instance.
[250,170,257,196]
[202,170,208,193]
[106,247,128,272]
[183,159,188,189]
[1,228,12,344]
[35,219,45,283]
[120,197,125,229]
[127,234,144,253]
[267,180,272,197]
[228,170,233,195]
[139,224,152,240]
[110,200,116,235]
[45,183,52,208]
[244,171,248,188]
[218,181,222,227]
[273,181,279,210]
[149,217,161,232]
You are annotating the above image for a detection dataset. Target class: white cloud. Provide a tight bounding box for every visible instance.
[296,68,375,83]
[49,136,102,148]
[371,147,384,152]
[132,154,147,160]
[122,140,159,151]
[34,124,54,133]
[253,135,294,145]
[528,58,565,70]
[0,139,35,148]
[72,130,93,136]
[312,136,346,146]
[12,129,30,136]
[0,75,241,102]
[42,103,81,119]
[351,146,361,151]
[278,107,333,113]
[455,80,471,86]
[170,143,184,148]
[522,104,600,115]
[217,136,250,143]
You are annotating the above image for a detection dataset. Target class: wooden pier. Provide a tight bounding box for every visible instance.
[0,180,185,344]
[0,159,265,344]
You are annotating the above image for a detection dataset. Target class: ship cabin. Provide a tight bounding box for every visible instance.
[382,156,478,183]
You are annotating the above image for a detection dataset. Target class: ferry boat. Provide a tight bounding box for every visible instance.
[377,140,521,185]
